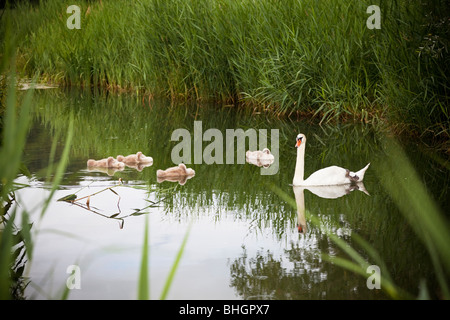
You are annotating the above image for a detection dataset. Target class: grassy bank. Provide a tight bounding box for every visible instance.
[2,0,449,146]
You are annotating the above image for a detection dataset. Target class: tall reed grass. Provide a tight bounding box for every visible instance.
[0,11,76,297]
[0,73,73,299]
[3,0,449,145]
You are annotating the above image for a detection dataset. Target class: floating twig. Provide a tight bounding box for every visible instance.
[57,179,123,203]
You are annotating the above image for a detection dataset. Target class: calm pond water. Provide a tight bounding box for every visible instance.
[12,88,449,300]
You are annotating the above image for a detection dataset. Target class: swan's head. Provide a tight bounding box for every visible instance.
[262,148,271,154]
[295,134,306,148]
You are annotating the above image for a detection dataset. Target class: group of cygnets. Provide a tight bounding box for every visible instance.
[87,151,153,169]
[87,151,196,183]
[87,148,275,183]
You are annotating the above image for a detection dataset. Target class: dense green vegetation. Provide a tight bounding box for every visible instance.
[2,0,449,147]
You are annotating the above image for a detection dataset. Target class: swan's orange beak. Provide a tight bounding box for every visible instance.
[295,139,302,148]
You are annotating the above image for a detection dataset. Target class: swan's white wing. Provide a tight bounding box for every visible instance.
[303,166,351,186]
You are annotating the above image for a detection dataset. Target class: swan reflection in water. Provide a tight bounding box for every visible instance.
[293,182,369,234]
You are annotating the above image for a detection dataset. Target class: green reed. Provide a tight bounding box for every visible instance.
[0,27,32,297]
[0,74,73,300]
[0,12,76,298]
[3,0,449,144]
[138,215,150,300]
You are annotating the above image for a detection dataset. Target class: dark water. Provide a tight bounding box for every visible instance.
[13,88,449,299]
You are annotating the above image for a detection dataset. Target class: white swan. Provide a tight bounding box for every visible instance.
[293,133,370,186]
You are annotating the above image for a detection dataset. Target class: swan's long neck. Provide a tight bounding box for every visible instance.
[293,143,305,185]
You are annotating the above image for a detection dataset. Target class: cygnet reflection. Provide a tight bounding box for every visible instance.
[87,166,125,176]
[87,156,125,169]
[117,151,153,165]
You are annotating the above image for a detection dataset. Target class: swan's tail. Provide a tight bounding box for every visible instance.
[354,163,370,181]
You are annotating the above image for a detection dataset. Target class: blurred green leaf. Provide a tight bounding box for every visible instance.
[138,215,150,300]
[57,194,77,202]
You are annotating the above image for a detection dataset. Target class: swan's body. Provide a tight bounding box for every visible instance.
[246,148,274,161]
[117,151,153,164]
[156,163,195,179]
[87,157,125,169]
[293,134,370,186]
